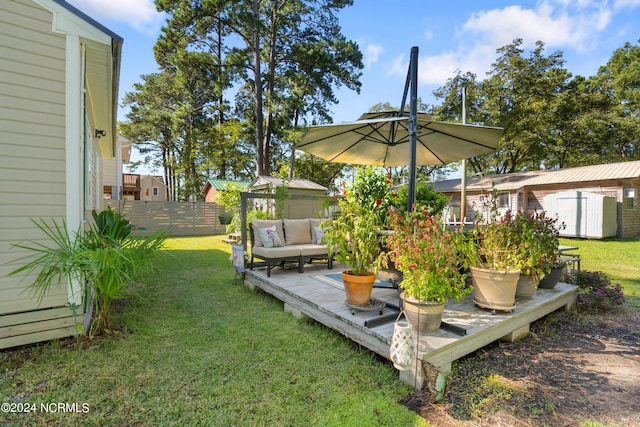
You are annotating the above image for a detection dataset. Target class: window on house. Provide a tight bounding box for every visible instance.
[517,192,524,211]
[153,187,159,196]
[497,192,510,209]
[623,188,637,208]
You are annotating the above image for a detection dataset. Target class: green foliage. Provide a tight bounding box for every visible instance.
[90,208,133,243]
[8,209,166,337]
[565,270,626,312]
[385,208,470,303]
[324,198,383,276]
[348,166,392,228]
[460,192,521,271]
[512,210,563,278]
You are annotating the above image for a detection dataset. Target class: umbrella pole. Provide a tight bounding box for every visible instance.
[461,87,467,222]
[407,46,419,212]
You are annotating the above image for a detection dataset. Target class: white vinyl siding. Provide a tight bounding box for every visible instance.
[0,0,68,314]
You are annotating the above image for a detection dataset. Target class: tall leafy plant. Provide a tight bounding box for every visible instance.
[9,209,166,337]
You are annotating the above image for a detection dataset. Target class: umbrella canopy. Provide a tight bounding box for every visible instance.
[297,115,503,167]
[297,46,503,210]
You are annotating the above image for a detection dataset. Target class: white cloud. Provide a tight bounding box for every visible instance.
[382,1,620,90]
[68,0,165,35]
[462,3,612,53]
[364,44,384,68]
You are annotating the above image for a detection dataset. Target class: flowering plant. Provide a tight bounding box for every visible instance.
[385,207,470,303]
[566,270,626,312]
[345,166,450,229]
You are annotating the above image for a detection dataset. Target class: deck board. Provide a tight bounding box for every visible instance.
[245,262,578,389]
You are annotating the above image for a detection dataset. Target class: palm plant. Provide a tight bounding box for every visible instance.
[9,209,166,337]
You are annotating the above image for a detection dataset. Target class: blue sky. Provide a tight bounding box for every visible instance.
[68,0,640,172]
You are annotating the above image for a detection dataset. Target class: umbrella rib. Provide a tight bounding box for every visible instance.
[418,123,498,150]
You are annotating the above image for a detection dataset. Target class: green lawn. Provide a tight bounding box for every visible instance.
[1,236,428,427]
[560,237,640,309]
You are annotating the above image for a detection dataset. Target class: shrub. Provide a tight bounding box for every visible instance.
[565,270,626,312]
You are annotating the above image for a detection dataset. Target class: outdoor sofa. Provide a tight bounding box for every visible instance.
[249,218,333,277]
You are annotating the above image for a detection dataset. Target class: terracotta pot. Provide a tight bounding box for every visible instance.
[401,292,445,336]
[342,271,375,305]
[516,274,538,299]
[469,266,520,311]
[538,264,565,289]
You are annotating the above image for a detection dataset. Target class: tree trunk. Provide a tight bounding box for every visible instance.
[253,0,266,176]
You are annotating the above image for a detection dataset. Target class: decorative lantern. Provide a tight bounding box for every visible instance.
[390,319,415,370]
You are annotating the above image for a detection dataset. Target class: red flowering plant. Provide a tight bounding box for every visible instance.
[384,207,471,303]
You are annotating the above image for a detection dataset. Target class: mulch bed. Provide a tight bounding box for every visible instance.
[401,309,640,426]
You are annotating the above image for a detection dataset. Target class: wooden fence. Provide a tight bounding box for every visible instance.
[118,201,228,236]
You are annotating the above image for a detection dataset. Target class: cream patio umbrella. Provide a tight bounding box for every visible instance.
[297,114,502,168]
[297,47,503,210]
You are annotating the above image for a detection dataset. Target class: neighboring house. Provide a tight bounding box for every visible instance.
[433,160,640,238]
[103,134,131,200]
[249,176,329,219]
[0,0,122,349]
[202,178,250,202]
[122,173,168,201]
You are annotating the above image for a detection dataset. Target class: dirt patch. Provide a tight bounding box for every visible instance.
[402,309,640,426]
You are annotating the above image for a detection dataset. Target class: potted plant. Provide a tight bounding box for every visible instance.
[511,210,565,297]
[534,212,566,289]
[460,192,521,311]
[324,192,384,306]
[385,207,471,335]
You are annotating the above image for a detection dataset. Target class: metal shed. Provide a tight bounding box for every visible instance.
[543,190,617,239]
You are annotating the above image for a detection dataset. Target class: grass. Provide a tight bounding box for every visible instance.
[560,237,640,309]
[0,236,428,427]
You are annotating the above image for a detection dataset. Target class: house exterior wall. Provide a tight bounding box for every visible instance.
[620,180,640,238]
[0,0,120,349]
[204,187,219,203]
[102,155,118,197]
[0,0,69,317]
[140,175,167,201]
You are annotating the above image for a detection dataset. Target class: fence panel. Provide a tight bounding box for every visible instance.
[119,201,227,236]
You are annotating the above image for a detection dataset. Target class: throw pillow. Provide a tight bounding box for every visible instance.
[313,225,326,244]
[257,225,284,248]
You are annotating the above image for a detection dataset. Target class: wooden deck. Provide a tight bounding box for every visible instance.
[244,262,578,390]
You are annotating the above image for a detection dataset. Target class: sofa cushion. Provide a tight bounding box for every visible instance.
[297,244,329,256]
[252,219,285,248]
[283,219,312,245]
[256,225,284,248]
[252,246,300,258]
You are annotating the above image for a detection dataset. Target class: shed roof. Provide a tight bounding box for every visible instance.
[433,160,640,193]
[201,179,250,195]
[249,176,328,191]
